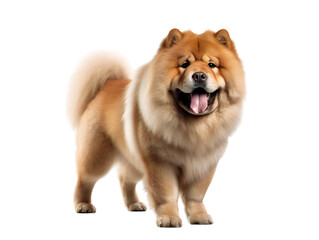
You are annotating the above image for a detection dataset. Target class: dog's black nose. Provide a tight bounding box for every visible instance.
[192,72,207,83]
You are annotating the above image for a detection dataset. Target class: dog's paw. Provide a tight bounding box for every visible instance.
[188,213,213,224]
[128,202,147,211]
[157,215,182,228]
[75,202,96,213]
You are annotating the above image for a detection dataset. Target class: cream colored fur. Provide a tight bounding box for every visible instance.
[67,51,131,128]
[69,29,245,227]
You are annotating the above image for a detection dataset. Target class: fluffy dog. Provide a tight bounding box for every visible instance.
[67,28,245,227]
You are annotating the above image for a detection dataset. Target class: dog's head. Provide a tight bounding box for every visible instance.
[151,29,245,117]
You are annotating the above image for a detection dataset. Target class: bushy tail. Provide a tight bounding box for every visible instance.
[67,51,131,129]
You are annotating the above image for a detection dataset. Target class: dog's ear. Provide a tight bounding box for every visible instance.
[163,28,182,48]
[215,29,233,48]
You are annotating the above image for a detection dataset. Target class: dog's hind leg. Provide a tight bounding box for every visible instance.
[74,116,115,213]
[118,161,146,211]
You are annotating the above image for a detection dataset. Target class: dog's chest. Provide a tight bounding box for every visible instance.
[156,138,228,181]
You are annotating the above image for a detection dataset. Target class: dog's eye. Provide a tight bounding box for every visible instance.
[208,62,216,69]
[181,60,190,68]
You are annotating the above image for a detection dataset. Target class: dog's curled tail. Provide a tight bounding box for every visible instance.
[67,51,131,129]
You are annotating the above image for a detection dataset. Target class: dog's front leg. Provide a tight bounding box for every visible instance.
[145,159,182,227]
[181,164,217,224]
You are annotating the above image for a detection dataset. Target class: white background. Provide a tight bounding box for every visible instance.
[0,0,318,239]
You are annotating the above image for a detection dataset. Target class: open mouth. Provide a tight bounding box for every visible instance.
[175,88,219,115]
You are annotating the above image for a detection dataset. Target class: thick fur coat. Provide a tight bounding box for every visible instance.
[67,29,245,227]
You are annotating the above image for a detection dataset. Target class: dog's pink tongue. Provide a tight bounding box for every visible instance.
[190,93,208,114]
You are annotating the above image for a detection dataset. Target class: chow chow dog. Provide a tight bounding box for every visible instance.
[67,28,245,227]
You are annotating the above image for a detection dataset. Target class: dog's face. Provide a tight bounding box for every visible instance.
[171,52,222,116]
[151,29,245,117]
